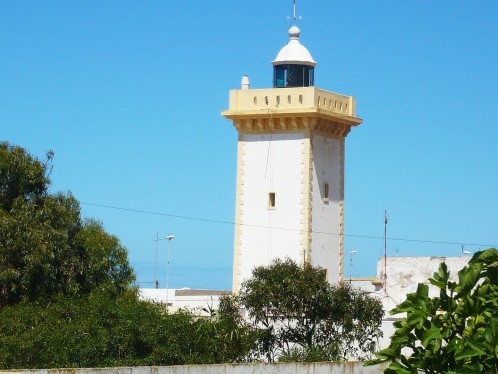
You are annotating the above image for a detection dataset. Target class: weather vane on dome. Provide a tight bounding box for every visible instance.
[287,0,302,24]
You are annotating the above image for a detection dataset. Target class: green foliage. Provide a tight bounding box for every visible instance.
[237,258,384,362]
[76,218,134,296]
[0,142,257,369]
[193,295,261,364]
[368,248,498,373]
[0,142,134,305]
[0,142,51,212]
[0,291,258,369]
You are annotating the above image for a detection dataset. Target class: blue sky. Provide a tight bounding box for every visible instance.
[2,1,497,290]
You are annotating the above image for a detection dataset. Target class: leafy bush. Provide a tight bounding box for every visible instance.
[368,248,498,373]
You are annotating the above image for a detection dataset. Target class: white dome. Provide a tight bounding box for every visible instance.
[272,26,316,67]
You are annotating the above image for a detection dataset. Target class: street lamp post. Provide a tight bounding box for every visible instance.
[349,250,358,283]
[165,234,175,306]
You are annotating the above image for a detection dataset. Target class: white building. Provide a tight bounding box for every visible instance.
[369,255,471,348]
[139,288,230,316]
[222,24,362,292]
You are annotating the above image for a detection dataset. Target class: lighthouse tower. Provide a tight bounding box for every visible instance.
[222,21,362,292]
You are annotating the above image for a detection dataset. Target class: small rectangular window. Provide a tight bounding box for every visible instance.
[324,183,329,203]
[268,192,276,208]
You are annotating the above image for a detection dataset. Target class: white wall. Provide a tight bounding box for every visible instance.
[373,255,471,349]
[1,362,388,374]
[310,134,344,284]
[139,289,230,316]
[377,256,471,307]
[236,132,305,289]
[234,132,347,289]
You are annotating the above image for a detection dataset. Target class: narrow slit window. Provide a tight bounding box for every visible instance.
[268,192,276,208]
[324,183,329,202]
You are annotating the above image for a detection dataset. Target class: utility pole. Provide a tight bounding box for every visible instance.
[384,210,388,293]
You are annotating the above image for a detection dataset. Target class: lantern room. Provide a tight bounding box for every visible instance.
[272,25,316,88]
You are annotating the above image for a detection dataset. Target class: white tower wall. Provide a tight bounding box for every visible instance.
[234,133,305,289]
[310,135,345,283]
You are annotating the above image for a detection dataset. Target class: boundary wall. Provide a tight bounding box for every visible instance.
[0,362,386,374]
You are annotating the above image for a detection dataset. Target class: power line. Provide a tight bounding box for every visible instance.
[81,202,497,248]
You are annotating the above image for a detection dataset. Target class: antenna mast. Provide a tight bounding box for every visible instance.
[384,210,388,293]
[288,0,302,24]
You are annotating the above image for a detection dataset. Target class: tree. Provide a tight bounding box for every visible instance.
[0,142,134,305]
[191,295,261,364]
[0,290,175,368]
[236,258,384,362]
[368,248,498,373]
[0,142,257,369]
[0,142,51,212]
[0,290,261,369]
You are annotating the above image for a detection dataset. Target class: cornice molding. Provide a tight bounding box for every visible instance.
[233,116,352,137]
